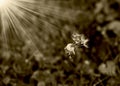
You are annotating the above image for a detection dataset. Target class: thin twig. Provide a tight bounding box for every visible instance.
[93,76,109,86]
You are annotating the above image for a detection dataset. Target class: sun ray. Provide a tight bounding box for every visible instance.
[6,0,62,33]
[0,0,67,54]
[5,5,41,55]
[6,8,20,39]
[0,0,10,8]
[9,0,64,19]
[0,7,10,50]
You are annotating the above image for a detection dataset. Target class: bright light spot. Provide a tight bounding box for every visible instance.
[0,0,10,8]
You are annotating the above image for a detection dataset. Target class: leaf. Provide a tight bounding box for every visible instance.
[107,21,120,36]
[37,81,45,86]
[98,61,116,76]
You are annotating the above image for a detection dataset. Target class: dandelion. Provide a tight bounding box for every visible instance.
[72,33,81,44]
[64,33,89,58]
[64,43,75,55]
[72,33,89,48]
[80,34,89,48]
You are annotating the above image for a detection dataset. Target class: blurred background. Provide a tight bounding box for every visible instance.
[0,0,120,86]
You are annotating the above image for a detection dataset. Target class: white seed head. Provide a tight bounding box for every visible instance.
[64,43,75,55]
[72,33,89,48]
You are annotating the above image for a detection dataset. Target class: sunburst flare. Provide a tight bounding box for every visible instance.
[0,0,68,56]
[0,0,41,51]
[0,0,10,8]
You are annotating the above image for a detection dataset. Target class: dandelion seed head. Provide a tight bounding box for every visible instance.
[80,35,89,48]
[64,43,75,55]
[72,33,81,44]
[72,33,89,48]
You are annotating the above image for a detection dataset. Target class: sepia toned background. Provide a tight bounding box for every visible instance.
[0,0,120,86]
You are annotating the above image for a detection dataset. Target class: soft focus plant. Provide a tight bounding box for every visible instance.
[65,33,89,56]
